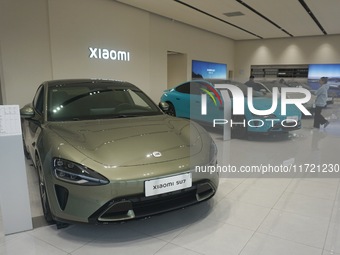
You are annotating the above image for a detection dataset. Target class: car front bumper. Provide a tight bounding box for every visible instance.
[47,167,219,224]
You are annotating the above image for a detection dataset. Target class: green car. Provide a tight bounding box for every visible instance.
[20,79,218,227]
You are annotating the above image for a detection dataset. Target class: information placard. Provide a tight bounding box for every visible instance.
[0,105,22,136]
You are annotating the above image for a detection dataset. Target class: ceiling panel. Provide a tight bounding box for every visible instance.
[306,0,340,35]
[116,0,340,40]
[241,0,323,37]
[116,0,260,40]
[184,0,289,39]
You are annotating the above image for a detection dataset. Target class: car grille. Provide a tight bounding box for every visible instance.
[88,180,216,223]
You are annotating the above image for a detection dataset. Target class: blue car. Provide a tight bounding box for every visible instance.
[160,79,302,138]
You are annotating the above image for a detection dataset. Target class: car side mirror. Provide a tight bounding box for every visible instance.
[158,102,169,111]
[20,105,35,119]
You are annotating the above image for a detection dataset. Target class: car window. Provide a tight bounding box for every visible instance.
[47,83,161,121]
[175,83,190,94]
[176,81,214,95]
[189,82,205,95]
[33,85,44,115]
[248,82,267,92]
[211,80,264,97]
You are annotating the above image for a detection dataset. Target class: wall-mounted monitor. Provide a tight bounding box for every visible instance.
[308,64,340,90]
[192,60,227,79]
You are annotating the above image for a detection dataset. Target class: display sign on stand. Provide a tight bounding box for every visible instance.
[219,89,231,141]
[0,105,33,235]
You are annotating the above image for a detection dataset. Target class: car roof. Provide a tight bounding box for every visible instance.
[45,79,138,89]
[194,79,244,86]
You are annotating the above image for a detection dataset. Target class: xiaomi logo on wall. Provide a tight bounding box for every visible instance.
[89,47,130,61]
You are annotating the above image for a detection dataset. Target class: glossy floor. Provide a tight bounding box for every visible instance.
[1,104,340,255]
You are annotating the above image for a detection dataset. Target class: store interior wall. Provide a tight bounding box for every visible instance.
[0,0,234,106]
[47,0,151,91]
[235,35,340,82]
[0,0,52,107]
[167,53,187,89]
[1,0,340,107]
[147,13,235,101]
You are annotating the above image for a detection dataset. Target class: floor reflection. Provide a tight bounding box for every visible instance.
[210,101,340,179]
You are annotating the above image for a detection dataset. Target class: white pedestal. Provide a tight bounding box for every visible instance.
[0,105,32,235]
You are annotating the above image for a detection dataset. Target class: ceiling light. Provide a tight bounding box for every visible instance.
[223,11,244,17]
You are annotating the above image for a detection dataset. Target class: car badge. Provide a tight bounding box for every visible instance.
[152,151,162,157]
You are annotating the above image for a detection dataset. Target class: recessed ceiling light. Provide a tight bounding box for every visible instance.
[223,11,244,17]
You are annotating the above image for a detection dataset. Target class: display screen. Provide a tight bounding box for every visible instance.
[308,64,340,90]
[192,60,227,79]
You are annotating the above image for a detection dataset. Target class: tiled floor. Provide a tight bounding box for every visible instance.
[1,104,340,255]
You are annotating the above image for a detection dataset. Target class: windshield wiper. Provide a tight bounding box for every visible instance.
[112,114,139,118]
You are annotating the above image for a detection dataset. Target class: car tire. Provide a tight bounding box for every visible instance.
[231,115,248,139]
[22,140,31,160]
[35,154,54,224]
[167,102,176,117]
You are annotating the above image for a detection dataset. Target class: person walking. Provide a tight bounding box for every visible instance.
[313,77,330,128]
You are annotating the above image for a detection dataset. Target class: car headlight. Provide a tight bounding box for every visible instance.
[53,158,109,186]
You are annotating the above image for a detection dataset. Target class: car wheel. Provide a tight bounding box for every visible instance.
[231,115,248,139]
[167,102,176,116]
[35,154,54,224]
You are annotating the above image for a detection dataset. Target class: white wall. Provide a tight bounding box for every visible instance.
[47,0,151,89]
[0,0,52,106]
[144,14,235,101]
[167,53,187,89]
[0,0,235,106]
[235,35,340,82]
[2,0,340,106]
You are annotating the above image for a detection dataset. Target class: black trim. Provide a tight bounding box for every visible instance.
[298,0,327,35]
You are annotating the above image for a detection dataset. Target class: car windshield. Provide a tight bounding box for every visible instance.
[47,83,161,121]
[259,81,287,92]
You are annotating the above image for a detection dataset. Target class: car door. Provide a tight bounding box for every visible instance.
[167,82,191,118]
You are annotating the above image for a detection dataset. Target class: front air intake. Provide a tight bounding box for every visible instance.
[196,183,215,201]
[54,185,69,210]
[98,200,135,221]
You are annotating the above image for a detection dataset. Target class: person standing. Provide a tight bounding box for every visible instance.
[313,77,330,128]
[245,75,255,86]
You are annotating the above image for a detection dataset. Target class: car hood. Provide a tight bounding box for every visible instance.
[48,115,202,166]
